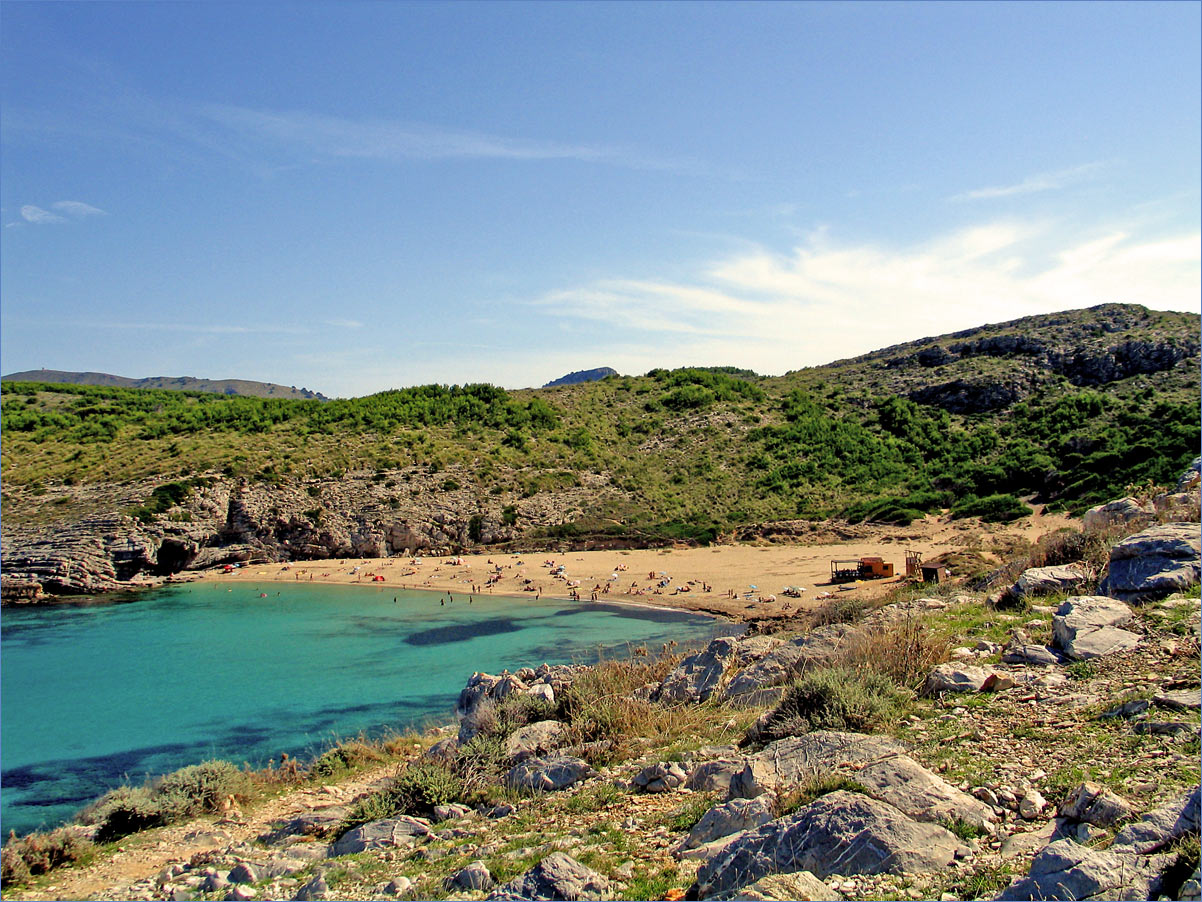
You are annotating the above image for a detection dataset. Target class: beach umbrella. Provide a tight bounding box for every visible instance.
[749,584,757,590]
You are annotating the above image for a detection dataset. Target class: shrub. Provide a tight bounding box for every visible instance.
[951,493,1028,523]
[844,616,952,691]
[0,828,94,887]
[310,741,386,779]
[154,760,249,819]
[757,667,909,741]
[80,785,165,842]
[392,758,465,812]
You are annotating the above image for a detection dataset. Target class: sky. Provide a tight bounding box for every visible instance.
[2,1,1199,397]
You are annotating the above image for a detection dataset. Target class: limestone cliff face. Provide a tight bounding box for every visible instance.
[0,466,622,600]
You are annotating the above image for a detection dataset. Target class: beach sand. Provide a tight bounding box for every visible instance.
[203,509,1076,621]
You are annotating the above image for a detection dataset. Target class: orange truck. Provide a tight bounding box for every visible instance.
[830,557,895,583]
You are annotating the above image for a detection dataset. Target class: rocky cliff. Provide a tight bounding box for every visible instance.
[0,466,625,600]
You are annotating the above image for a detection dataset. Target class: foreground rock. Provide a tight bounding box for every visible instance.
[728,871,838,901]
[504,755,594,792]
[678,796,775,854]
[1110,785,1201,853]
[730,732,906,799]
[692,791,965,898]
[327,816,430,856]
[1052,596,1141,660]
[1102,522,1202,603]
[1058,781,1133,827]
[722,625,860,701]
[487,852,610,901]
[1013,565,1091,598]
[996,837,1166,900]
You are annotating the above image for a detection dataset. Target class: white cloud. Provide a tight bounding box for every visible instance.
[20,205,66,224]
[322,318,364,329]
[52,201,106,217]
[197,104,702,172]
[534,220,1201,376]
[951,163,1107,202]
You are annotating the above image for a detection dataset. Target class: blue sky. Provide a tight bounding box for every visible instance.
[2,1,1198,397]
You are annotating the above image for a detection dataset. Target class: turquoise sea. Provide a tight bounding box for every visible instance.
[1,580,730,836]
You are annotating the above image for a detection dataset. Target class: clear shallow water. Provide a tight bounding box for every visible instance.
[1,581,729,836]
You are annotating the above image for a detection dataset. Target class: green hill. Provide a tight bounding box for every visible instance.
[2,304,1198,540]
[0,369,328,401]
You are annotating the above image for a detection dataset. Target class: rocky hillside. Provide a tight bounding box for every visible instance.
[1,370,329,401]
[2,304,1198,600]
[4,505,1198,901]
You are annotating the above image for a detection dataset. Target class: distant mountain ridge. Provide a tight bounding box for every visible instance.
[1,370,328,401]
[542,367,618,388]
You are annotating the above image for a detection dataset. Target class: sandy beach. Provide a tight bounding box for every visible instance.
[202,509,1076,620]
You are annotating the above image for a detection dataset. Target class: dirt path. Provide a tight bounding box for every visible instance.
[11,761,404,902]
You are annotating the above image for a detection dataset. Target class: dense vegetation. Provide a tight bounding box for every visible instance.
[3,305,1198,534]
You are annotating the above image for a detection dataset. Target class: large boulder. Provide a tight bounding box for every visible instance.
[1058,782,1133,827]
[504,755,594,792]
[1111,785,1201,854]
[996,837,1165,900]
[1013,565,1091,598]
[678,796,776,854]
[654,637,741,704]
[925,663,996,694]
[1052,596,1141,660]
[1102,522,1202,603]
[730,732,906,800]
[692,791,964,897]
[505,720,567,762]
[723,626,859,701]
[328,816,431,856]
[487,852,610,901]
[1178,457,1202,492]
[853,754,996,832]
[1082,497,1153,533]
[729,872,838,901]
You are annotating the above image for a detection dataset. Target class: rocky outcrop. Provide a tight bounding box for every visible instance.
[1012,564,1091,598]
[1082,497,1154,533]
[487,852,610,901]
[327,816,431,856]
[503,756,594,792]
[730,732,906,800]
[996,837,1168,901]
[1052,596,1141,660]
[1102,522,1202,603]
[678,796,775,855]
[1,465,622,599]
[691,791,966,897]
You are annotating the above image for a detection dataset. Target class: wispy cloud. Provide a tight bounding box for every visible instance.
[196,104,703,173]
[951,163,1107,202]
[322,318,364,329]
[53,200,107,217]
[20,205,66,224]
[17,201,107,225]
[534,220,1201,375]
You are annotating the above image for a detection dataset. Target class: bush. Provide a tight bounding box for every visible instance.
[845,616,952,691]
[757,667,908,741]
[80,786,165,842]
[343,759,464,829]
[0,828,94,887]
[310,741,386,779]
[154,760,249,819]
[78,760,250,843]
[951,493,1028,522]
